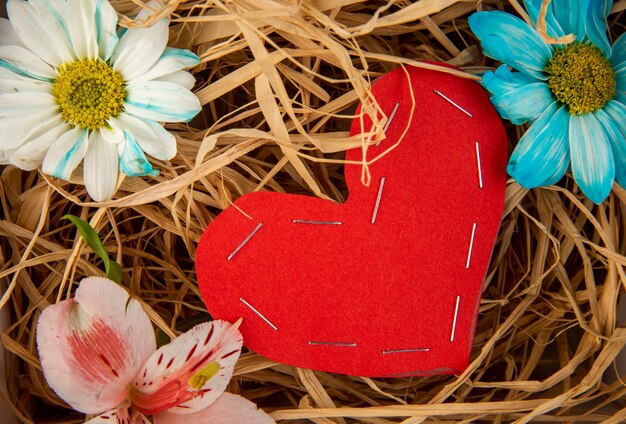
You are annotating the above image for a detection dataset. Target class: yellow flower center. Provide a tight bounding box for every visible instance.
[188,361,220,390]
[545,42,616,115]
[53,59,126,130]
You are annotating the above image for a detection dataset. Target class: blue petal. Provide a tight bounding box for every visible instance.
[616,67,626,104]
[482,65,538,96]
[610,32,626,69]
[601,100,626,187]
[119,130,159,177]
[483,65,553,124]
[469,12,552,80]
[522,0,565,38]
[490,83,553,125]
[584,0,612,56]
[569,112,615,204]
[507,103,570,188]
[551,0,589,43]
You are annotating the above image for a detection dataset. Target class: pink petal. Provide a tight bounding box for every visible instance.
[36,277,156,414]
[84,406,150,424]
[130,320,243,415]
[153,393,275,424]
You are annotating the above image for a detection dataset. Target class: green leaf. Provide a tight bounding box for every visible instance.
[64,214,109,263]
[63,214,123,284]
[106,259,123,284]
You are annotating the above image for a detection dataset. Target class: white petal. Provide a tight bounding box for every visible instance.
[29,0,70,37]
[95,0,119,60]
[0,17,25,46]
[153,393,275,424]
[7,0,74,66]
[0,146,16,164]
[9,120,69,170]
[100,125,124,144]
[0,91,56,116]
[569,113,615,204]
[0,110,59,150]
[125,81,202,123]
[0,67,52,93]
[140,117,178,159]
[131,48,199,83]
[153,70,196,90]
[84,130,119,201]
[41,127,89,180]
[0,45,56,80]
[67,0,98,60]
[36,277,157,415]
[131,321,243,415]
[111,18,169,81]
[110,112,176,160]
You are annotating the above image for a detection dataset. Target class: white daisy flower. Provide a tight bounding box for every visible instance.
[0,0,202,201]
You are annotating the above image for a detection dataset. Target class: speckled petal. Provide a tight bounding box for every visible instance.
[131,321,243,415]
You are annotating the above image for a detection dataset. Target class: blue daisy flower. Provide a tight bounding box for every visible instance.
[469,0,625,204]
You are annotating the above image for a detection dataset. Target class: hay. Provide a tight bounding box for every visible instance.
[1,0,626,422]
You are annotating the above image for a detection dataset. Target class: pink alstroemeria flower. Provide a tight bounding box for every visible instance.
[36,276,275,423]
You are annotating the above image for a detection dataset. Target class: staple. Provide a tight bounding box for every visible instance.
[227,222,263,261]
[371,176,386,224]
[308,341,357,347]
[475,141,484,189]
[433,89,473,118]
[382,348,430,354]
[292,220,342,225]
[450,295,461,342]
[465,222,477,269]
[383,102,401,133]
[240,298,278,331]
[376,102,401,146]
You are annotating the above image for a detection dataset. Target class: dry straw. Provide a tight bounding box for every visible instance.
[1,0,626,422]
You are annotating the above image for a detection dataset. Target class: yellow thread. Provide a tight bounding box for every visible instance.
[53,59,126,130]
[187,361,220,390]
[546,42,616,115]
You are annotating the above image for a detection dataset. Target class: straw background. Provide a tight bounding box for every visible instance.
[1,0,626,422]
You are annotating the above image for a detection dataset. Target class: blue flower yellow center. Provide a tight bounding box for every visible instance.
[545,42,616,115]
[53,59,126,130]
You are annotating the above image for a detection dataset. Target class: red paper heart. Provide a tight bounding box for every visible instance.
[197,65,507,377]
